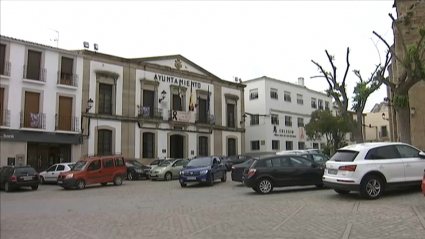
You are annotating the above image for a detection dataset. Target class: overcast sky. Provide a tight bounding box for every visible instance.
[1,1,396,112]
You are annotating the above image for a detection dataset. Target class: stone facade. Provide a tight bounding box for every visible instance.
[389,0,425,150]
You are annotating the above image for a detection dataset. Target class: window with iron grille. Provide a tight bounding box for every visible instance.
[272,140,280,150]
[318,100,323,110]
[227,103,235,127]
[284,91,291,102]
[285,141,293,150]
[271,114,279,125]
[26,50,42,80]
[250,115,259,125]
[143,132,155,158]
[98,83,113,115]
[297,94,303,105]
[250,89,258,100]
[198,136,209,156]
[98,129,112,156]
[0,44,6,76]
[325,101,330,110]
[270,88,278,99]
[285,116,292,126]
[381,126,388,138]
[298,142,305,150]
[297,117,304,127]
[313,143,319,149]
[311,98,317,109]
[227,138,236,156]
[251,141,260,151]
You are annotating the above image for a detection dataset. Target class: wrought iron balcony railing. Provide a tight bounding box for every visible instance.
[0,109,10,126]
[55,114,79,132]
[138,106,163,120]
[57,71,78,87]
[195,113,215,124]
[20,112,46,129]
[0,61,11,76]
[23,65,46,82]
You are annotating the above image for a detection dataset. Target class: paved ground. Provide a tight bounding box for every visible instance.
[1,173,425,239]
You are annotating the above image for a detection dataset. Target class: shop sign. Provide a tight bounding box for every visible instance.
[154,74,202,89]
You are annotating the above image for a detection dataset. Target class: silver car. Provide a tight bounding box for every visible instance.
[39,163,75,184]
[150,159,189,181]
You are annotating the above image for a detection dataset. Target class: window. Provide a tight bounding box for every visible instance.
[325,101,330,110]
[330,150,359,162]
[26,50,42,81]
[250,115,259,125]
[313,143,319,149]
[98,129,113,156]
[142,90,155,118]
[395,145,420,158]
[56,165,65,171]
[227,138,236,156]
[272,140,280,150]
[285,116,292,127]
[289,156,312,167]
[320,143,325,149]
[284,91,291,102]
[366,146,399,160]
[270,88,278,99]
[318,100,323,110]
[249,89,258,100]
[174,160,188,167]
[298,142,305,150]
[312,154,328,163]
[172,94,182,111]
[297,118,304,127]
[88,160,101,171]
[47,165,57,172]
[0,44,6,76]
[286,141,293,150]
[103,158,114,168]
[311,98,317,108]
[251,141,260,150]
[198,136,208,156]
[98,83,113,115]
[380,126,388,138]
[297,94,303,105]
[115,157,125,167]
[271,114,279,125]
[227,103,235,127]
[142,132,155,159]
[60,57,74,85]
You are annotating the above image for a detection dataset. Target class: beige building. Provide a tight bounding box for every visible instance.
[388,0,425,150]
[364,102,391,142]
[76,50,246,163]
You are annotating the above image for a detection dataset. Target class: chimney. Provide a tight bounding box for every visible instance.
[298,77,305,86]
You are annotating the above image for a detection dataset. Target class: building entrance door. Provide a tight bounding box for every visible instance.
[170,135,184,159]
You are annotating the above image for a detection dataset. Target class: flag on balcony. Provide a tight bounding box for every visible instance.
[207,85,210,114]
[189,84,195,111]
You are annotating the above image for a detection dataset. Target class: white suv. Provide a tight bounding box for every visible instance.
[323,142,425,199]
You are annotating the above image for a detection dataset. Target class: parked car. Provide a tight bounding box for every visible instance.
[148,158,172,170]
[323,142,425,200]
[57,155,127,190]
[242,154,324,194]
[39,163,75,184]
[276,150,308,155]
[305,149,322,154]
[231,158,255,182]
[228,155,253,166]
[220,156,232,171]
[125,159,150,180]
[179,156,227,187]
[300,153,329,165]
[0,166,40,192]
[149,159,189,181]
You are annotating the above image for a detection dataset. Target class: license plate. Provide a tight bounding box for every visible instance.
[57,181,63,184]
[186,177,196,180]
[328,169,338,175]
[22,176,33,180]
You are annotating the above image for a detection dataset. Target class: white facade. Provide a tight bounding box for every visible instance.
[244,76,332,155]
[0,35,84,168]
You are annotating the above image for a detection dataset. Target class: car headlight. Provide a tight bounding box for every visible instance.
[66,174,73,179]
[200,170,208,175]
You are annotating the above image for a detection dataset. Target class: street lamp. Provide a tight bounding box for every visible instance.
[159,90,166,103]
[382,112,389,121]
[86,98,94,113]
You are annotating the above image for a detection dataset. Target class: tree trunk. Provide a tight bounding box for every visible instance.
[353,113,364,143]
[395,107,412,144]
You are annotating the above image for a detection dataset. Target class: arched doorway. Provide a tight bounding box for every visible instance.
[170,135,185,158]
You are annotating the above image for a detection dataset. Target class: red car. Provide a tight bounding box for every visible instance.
[422,169,425,196]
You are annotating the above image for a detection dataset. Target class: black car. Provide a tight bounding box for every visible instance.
[125,160,151,180]
[0,166,40,192]
[242,155,324,194]
[231,158,254,182]
[228,155,253,166]
[220,156,232,171]
[300,153,329,165]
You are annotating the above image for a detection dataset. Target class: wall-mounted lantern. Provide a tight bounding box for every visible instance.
[159,90,166,103]
[381,112,389,121]
[86,98,94,113]
[410,107,416,116]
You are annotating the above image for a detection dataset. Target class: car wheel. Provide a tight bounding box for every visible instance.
[334,189,350,195]
[31,185,38,190]
[4,182,11,192]
[113,176,123,186]
[165,172,172,181]
[360,175,384,200]
[101,183,107,186]
[256,178,273,194]
[76,180,86,190]
[40,176,45,184]
[221,172,227,182]
[127,172,134,181]
[180,182,187,187]
[208,174,214,186]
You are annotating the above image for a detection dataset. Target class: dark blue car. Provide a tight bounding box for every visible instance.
[179,156,227,187]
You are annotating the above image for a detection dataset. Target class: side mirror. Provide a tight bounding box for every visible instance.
[419,151,425,158]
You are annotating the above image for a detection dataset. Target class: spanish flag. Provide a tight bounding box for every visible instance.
[189,84,194,111]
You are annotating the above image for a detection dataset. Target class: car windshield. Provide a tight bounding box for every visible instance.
[151,160,161,165]
[68,164,75,168]
[127,160,143,167]
[186,157,212,167]
[244,159,254,165]
[72,161,88,171]
[159,160,172,166]
[329,150,359,162]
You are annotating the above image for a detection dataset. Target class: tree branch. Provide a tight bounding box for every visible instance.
[325,50,338,85]
[353,70,363,82]
[342,47,351,88]
[373,31,406,68]
[389,13,409,64]
[311,60,334,91]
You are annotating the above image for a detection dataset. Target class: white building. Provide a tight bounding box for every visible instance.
[0,35,84,170]
[77,50,245,163]
[243,76,332,156]
[364,102,391,142]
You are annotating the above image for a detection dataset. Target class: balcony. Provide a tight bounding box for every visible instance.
[55,114,79,132]
[57,71,78,87]
[0,109,10,126]
[138,106,163,120]
[20,112,46,129]
[23,65,46,82]
[0,61,11,76]
[195,113,215,124]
